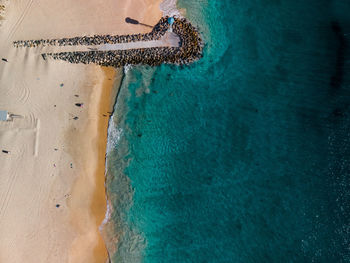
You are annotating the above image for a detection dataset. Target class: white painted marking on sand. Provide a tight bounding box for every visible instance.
[34,119,40,157]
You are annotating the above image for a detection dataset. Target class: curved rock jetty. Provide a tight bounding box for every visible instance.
[14,17,203,66]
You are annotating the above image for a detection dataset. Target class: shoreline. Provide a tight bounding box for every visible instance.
[57,65,120,263]
[90,67,123,262]
[99,1,185,260]
[73,66,121,263]
[58,2,164,263]
[0,0,163,262]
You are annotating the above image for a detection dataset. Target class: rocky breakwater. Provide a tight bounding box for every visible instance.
[13,17,203,67]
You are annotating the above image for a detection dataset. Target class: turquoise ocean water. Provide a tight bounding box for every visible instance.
[106,0,350,262]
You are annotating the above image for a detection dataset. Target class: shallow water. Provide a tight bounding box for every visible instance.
[106,0,350,262]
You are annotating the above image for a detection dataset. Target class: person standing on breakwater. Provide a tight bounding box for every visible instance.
[125,17,153,28]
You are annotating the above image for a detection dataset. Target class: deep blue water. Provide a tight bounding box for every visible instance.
[106,0,350,262]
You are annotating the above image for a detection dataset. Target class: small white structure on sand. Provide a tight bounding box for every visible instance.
[0,110,9,121]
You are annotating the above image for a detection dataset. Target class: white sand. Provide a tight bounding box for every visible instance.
[0,0,162,262]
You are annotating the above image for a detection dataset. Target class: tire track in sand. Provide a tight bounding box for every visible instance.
[0,124,28,223]
[0,159,21,223]
[6,0,34,41]
[18,80,31,104]
[0,79,31,107]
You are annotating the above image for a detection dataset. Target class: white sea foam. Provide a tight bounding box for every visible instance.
[99,198,111,231]
[100,113,120,232]
[160,0,181,17]
[124,64,132,74]
[99,0,182,244]
[106,116,122,154]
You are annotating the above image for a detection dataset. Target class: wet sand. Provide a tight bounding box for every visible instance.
[0,0,162,262]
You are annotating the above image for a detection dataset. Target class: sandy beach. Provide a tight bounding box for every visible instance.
[0,0,161,262]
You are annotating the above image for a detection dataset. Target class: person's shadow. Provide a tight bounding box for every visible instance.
[125,17,153,28]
